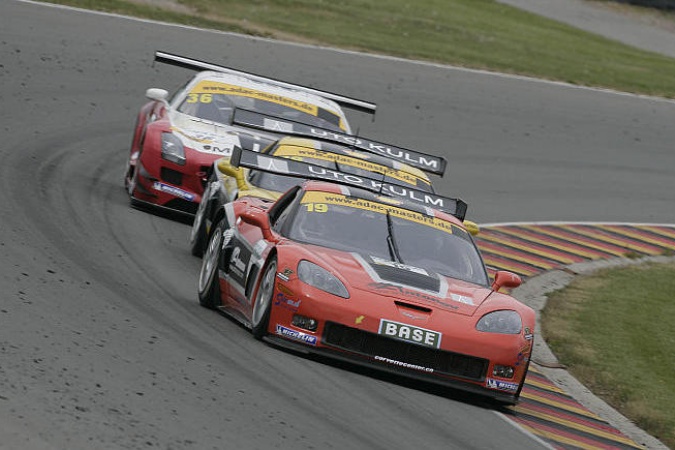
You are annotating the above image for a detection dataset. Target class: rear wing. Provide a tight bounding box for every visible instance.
[230,147,466,221]
[232,109,447,176]
[154,51,376,115]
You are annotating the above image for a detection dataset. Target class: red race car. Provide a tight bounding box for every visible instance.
[197,148,534,404]
[125,51,375,215]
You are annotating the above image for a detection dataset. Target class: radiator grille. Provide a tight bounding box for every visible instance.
[160,167,183,186]
[323,322,487,381]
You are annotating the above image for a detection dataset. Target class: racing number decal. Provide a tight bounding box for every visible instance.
[304,203,328,213]
[228,238,252,289]
[186,93,213,104]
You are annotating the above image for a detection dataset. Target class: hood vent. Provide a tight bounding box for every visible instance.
[394,301,432,313]
[369,258,440,293]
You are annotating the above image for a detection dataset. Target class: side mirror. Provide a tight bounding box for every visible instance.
[240,209,275,242]
[491,270,522,292]
[217,159,248,191]
[146,88,169,103]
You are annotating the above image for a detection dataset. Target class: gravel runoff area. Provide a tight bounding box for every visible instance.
[515,255,674,450]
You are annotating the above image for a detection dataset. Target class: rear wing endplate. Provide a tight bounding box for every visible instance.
[230,147,466,220]
[154,51,376,115]
[232,109,447,176]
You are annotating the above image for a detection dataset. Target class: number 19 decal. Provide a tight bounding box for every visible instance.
[305,203,328,213]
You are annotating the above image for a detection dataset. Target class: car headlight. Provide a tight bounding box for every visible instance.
[298,260,349,299]
[476,310,522,334]
[161,132,186,165]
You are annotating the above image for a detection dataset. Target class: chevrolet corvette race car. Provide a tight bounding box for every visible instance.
[197,148,535,404]
[189,134,439,256]
[124,51,375,215]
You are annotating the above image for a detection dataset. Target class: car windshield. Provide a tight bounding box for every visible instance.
[178,90,344,132]
[287,191,489,285]
[248,170,306,194]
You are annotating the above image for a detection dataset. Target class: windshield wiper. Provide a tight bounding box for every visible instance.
[386,211,403,263]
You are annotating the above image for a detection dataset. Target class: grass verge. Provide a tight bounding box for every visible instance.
[38,0,675,98]
[542,261,675,449]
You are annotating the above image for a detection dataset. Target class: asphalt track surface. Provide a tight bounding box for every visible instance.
[1,1,674,449]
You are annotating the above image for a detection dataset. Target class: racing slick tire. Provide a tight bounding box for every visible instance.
[189,195,209,257]
[125,162,144,208]
[514,359,531,401]
[251,256,277,340]
[197,220,225,309]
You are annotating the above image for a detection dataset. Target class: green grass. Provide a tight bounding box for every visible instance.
[542,261,675,449]
[40,0,675,97]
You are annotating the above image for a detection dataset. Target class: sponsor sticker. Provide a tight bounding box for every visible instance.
[486,378,519,393]
[273,146,420,186]
[276,325,317,346]
[524,327,534,340]
[307,128,443,173]
[252,239,267,256]
[300,191,455,234]
[152,182,195,201]
[228,242,252,287]
[374,355,434,373]
[378,319,441,349]
[276,283,295,296]
[190,81,323,116]
[274,292,301,312]
[450,293,474,306]
[201,144,234,155]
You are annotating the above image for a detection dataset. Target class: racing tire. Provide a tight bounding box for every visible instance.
[514,358,532,402]
[126,163,143,208]
[251,256,277,340]
[189,196,209,257]
[197,220,225,309]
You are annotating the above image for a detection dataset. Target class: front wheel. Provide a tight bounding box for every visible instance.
[197,220,225,309]
[189,195,209,257]
[251,257,277,340]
